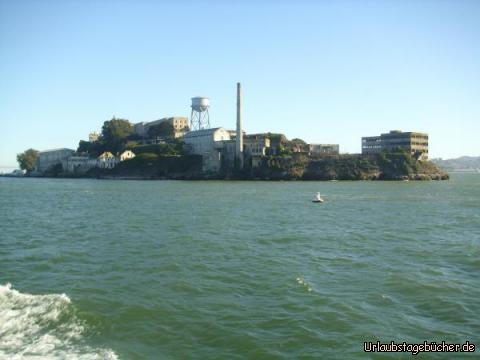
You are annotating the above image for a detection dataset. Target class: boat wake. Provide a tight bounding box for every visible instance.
[0,283,118,360]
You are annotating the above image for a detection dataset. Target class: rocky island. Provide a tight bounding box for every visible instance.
[16,137,447,181]
[87,149,448,181]
[12,84,448,181]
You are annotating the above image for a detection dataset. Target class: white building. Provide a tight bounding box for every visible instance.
[61,151,135,173]
[183,128,231,172]
[97,152,117,169]
[119,150,136,162]
[34,148,137,175]
[35,148,75,173]
[62,156,91,174]
[183,128,230,154]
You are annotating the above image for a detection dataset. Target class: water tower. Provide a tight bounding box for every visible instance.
[190,97,210,130]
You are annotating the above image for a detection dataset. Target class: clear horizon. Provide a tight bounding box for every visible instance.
[1,0,479,170]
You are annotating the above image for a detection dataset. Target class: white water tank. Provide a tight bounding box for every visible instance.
[191,97,210,112]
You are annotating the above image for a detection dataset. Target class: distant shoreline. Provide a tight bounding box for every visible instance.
[1,174,450,181]
[7,152,451,181]
[441,170,479,173]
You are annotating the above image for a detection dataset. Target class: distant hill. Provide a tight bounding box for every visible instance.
[432,156,480,172]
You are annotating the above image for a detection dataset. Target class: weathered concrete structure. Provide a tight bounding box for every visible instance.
[35,148,75,173]
[244,134,271,157]
[134,117,189,138]
[62,156,94,174]
[308,144,339,155]
[362,130,429,160]
[183,128,231,172]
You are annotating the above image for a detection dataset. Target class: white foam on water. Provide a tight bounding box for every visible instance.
[296,277,312,292]
[0,283,119,360]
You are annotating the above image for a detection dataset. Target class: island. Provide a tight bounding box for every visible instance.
[12,84,448,181]
[14,123,447,181]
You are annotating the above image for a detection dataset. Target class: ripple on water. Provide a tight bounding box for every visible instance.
[1,175,479,358]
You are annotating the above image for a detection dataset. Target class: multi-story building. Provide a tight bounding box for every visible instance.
[243,134,271,157]
[361,136,382,155]
[308,144,339,155]
[134,117,189,138]
[35,148,75,173]
[168,117,189,137]
[362,130,429,160]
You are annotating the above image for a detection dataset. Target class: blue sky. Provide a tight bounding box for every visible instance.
[1,0,479,170]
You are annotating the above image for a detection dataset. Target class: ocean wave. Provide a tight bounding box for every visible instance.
[0,283,118,360]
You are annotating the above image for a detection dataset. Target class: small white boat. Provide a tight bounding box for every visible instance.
[312,192,324,203]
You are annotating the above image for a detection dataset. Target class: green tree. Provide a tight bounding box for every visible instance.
[17,148,39,172]
[101,117,134,153]
[148,121,175,139]
[132,143,184,156]
[288,138,307,152]
[266,133,289,154]
[290,138,307,145]
[77,140,105,157]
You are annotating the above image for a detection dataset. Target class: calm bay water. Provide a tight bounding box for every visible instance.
[1,175,479,359]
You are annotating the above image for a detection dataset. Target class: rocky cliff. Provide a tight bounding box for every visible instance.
[250,152,448,181]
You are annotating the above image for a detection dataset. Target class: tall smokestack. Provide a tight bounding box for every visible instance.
[236,82,243,169]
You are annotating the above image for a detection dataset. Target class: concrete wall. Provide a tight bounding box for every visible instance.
[309,144,339,155]
[244,136,270,156]
[36,149,75,173]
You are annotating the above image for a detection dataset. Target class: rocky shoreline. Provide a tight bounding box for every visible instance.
[13,152,448,181]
